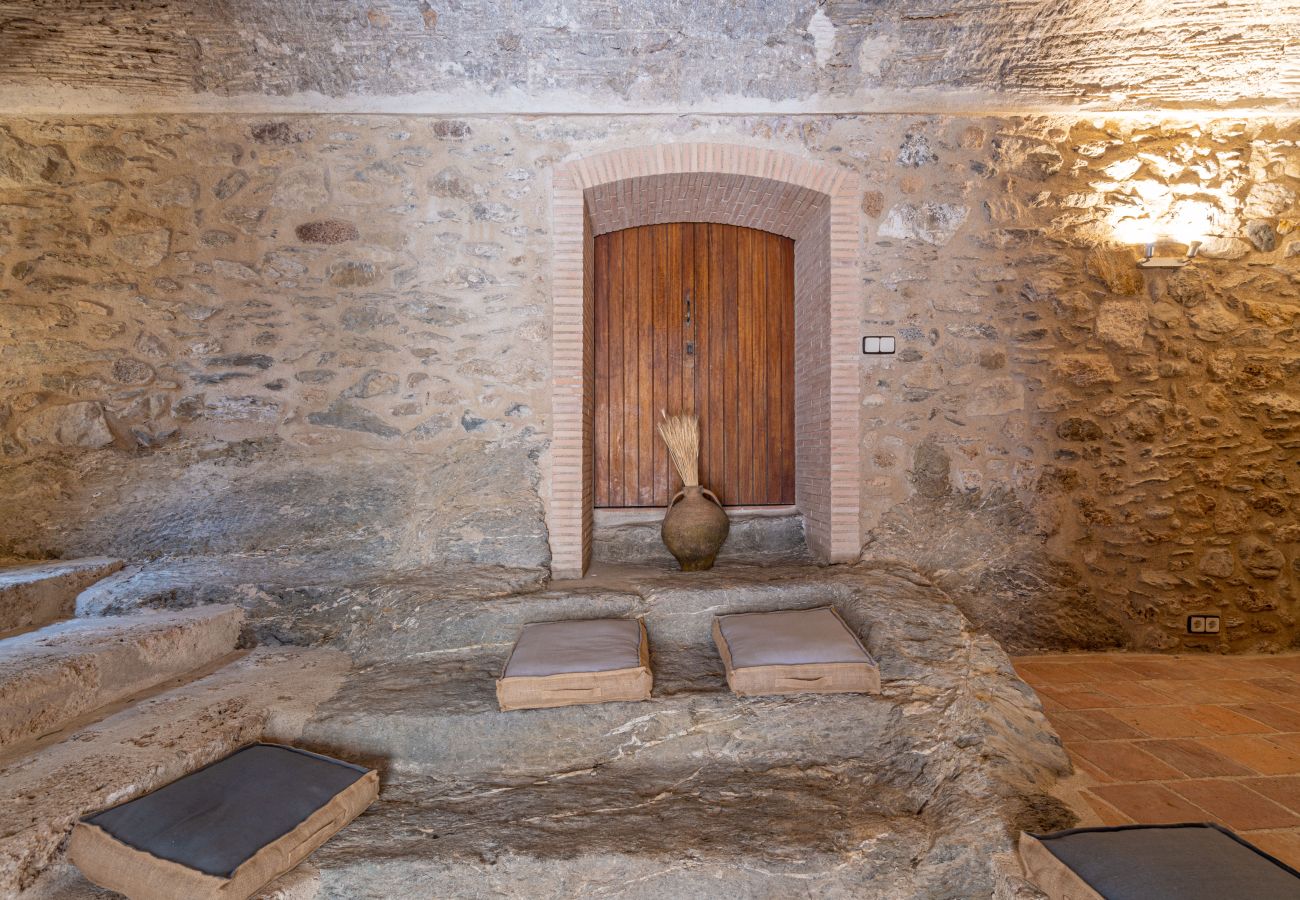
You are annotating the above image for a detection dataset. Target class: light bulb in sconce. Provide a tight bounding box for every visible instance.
[1110,211,1202,270]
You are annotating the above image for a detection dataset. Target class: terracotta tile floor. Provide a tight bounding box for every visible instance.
[1015,652,1300,868]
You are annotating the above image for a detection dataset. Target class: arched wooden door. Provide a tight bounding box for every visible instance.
[592,222,795,508]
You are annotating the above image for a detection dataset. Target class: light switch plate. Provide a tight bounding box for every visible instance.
[863,335,896,354]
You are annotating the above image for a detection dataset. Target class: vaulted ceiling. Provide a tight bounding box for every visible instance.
[0,0,1297,112]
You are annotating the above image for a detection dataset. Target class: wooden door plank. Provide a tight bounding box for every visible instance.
[752,230,770,503]
[651,223,669,506]
[779,237,796,502]
[734,225,751,504]
[723,224,741,506]
[705,223,726,501]
[607,230,625,507]
[620,227,640,508]
[764,231,783,503]
[664,223,684,498]
[637,226,656,506]
[593,232,610,507]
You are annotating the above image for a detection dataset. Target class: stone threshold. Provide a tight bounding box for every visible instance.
[593,504,799,527]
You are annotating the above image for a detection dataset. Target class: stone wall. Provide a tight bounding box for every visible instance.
[0,113,1296,651]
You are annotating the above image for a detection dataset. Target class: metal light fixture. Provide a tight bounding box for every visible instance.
[1138,239,1200,269]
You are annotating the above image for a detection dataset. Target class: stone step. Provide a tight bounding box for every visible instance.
[298,569,891,778]
[3,646,351,897]
[0,606,245,754]
[306,770,955,899]
[592,509,809,567]
[311,565,854,663]
[298,655,899,779]
[0,558,123,636]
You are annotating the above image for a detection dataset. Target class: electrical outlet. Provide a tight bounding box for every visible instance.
[1204,615,1220,634]
[1188,615,1206,633]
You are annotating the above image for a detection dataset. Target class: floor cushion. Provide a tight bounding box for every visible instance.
[1020,823,1300,900]
[69,743,378,900]
[711,606,880,696]
[496,617,653,711]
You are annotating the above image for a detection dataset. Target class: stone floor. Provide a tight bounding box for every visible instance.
[1014,651,1300,869]
[17,557,1075,899]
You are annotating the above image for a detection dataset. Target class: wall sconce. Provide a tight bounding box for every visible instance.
[1111,200,1215,271]
[1138,239,1200,269]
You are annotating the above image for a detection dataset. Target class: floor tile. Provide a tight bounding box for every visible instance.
[1231,703,1300,732]
[1018,651,1300,857]
[1246,830,1300,869]
[1140,739,1254,777]
[1108,706,1211,739]
[1109,658,1203,680]
[1168,779,1300,830]
[1268,733,1300,755]
[1052,709,1143,741]
[1260,657,1300,676]
[1246,677,1300,700]
[1086,783,1208,823]
[1240,776,1300,815]
[1093,681,1177,707]
[1068,742,1184,782]
[1036,685,1119,710]
[1200,736,1300,775]
[1183,704,1274,735]
[1080,792,1135,826]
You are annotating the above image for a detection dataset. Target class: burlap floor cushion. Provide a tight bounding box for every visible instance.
[69,743,378,900]
[712,606,880,696]
[497,617,652,711]
[1020,823,1300,900]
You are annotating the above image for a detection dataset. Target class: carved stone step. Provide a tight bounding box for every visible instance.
[0,605,244,754]
[3,646,350,897]
[0,558,123,636]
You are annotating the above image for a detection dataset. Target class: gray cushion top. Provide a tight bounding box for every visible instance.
[503,618,643,678]
[716,607,871,668]
[1036,824,1300,900]
[84,743,369,878]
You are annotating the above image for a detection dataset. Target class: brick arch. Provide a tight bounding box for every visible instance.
[549,143,860,578]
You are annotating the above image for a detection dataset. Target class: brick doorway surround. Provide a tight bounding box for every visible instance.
[549,143,861,578]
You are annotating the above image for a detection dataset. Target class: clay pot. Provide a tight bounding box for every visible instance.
[661,485,730,571]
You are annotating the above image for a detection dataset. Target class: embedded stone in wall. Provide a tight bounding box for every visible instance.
[0,126,74,186]
[877,203,967,245]
[16,402,114,451]
[1095,300,1149,351]
[307,400,400,438]
[1051,354,1120,388]
[296,220,360,244]
[910,440,951,498]
[1239,537,1285,579]
[328,261,380,287]
[111,228,171,269]
[1085,247,1142,295]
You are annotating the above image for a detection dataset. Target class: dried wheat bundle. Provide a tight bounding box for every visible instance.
[657,411,700,487]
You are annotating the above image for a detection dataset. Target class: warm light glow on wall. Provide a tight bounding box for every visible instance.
[1107,193,1222,247]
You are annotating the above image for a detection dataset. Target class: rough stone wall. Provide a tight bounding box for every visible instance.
[855,116,1300,654]
[0,1,1296,112]
[0,113,1297,651]
[0,116,554,572]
